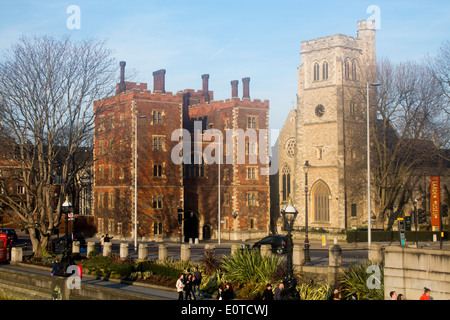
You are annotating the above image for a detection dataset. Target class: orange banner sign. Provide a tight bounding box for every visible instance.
[430,177,441,231]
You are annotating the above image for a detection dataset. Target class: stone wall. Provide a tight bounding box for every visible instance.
[384,246,450,300]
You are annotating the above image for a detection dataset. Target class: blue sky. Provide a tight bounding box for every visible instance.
[0,0,449,134]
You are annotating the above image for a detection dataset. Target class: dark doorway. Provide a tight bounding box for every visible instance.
[202,224,211,240]
[184,210,199,242]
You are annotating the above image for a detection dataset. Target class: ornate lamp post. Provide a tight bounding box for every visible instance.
[60,196,73,276]
[304,160,311,263]
[281,198,299,300]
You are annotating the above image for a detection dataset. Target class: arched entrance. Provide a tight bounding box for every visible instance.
[184,210,199,242]
[202,224,211,240]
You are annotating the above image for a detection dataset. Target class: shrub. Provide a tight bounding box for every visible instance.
[221,248,282,285]
[88,249,100,259]
[339,260,384,300]
[297,282,332,300]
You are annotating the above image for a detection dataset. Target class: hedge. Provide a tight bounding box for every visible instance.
[346,230,448,243]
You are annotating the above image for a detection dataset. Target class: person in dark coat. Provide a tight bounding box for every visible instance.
[223,283,235,300]
[262,283,274,300]
[51,259,61,276]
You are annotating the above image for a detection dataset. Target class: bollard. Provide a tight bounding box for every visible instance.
[138,244,148,261]
[328,244,342,287]
[103,242,112,256]
[321,235,327,246]
[73,241,80,254]
[231,244,240,254]
[293,245,305,266]
[159,244,168,261]
[329,245,342,267]
[181,244,191,261]
[204,244,215,256]
[368,244,383,265]
[10,247,23,264]
[260,245,271,257]
[87,242,96,257]
[120,243,129,260]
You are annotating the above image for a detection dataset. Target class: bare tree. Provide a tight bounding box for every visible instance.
[427,40,450,151]
[371,58,444,229]
[0,35,116,257]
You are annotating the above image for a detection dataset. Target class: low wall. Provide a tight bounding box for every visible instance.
[0,265,156,300]
[384,246,450,300]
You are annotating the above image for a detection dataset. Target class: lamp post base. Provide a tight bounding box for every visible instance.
[281,277,300,300]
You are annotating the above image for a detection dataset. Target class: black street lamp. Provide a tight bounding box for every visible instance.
[304,161,311,264]
[178,206,184,244]
[60,196,74,276]
[280,198,299,300]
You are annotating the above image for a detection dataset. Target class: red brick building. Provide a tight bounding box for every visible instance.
[93,62,270,242]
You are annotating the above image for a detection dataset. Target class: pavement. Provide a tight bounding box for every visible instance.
[0,262,189,300]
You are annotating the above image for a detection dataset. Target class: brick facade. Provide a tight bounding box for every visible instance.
[93,64,270,241]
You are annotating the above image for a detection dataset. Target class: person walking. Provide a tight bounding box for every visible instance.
[223,283,235,300]
[51,259,61,277]
[176,274,185,300]
[193,267,204,298]
[104,234,113,242]
[184,269,195,300]
[397,294,405,300]
[262,283,274,300]
[274,283,284,300]
[420,287,431,300]
[217,286,224,300]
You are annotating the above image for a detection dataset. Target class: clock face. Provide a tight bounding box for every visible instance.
[315,104,325,117]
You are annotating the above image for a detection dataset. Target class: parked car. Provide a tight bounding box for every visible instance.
[252,235,288,254]
[1,228,18,244]
[51,233,86,252]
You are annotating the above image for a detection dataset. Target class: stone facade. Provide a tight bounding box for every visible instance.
[93,64,270,242]
[276,20,377,232]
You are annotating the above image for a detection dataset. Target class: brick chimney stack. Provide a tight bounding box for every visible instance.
[201,74,210,103]
[231,80,239,99]
[153,69,166,93]
[242,77,250,100]
[116,61,126,94]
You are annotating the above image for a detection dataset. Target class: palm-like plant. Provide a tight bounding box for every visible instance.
[339,261,384,300]
[221,248,282,284]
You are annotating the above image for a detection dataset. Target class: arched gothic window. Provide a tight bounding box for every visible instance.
[322,61,328,80]
[352,59,358,81]
[281,164,291,202]
[312,181,330,222]
[314,62,320,81]
[344,59,350,80]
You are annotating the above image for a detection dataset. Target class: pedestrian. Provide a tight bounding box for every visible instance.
[332,288,341,300]
[184,270,195,300]
[217,286,224,300]
[262,283,274,300]
[274,283,284,300]
[397,294,405,300]
[389,291,398,300]
[51,259,60,277]
[420,287,431,300]
[176,274,185,300]
[104,234,113,242]
[223,283,235,300]
[193,267,204,298]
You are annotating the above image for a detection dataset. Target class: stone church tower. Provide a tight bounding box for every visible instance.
[277,20,377,232]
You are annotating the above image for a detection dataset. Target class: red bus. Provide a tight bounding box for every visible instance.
[0,233,7,262]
